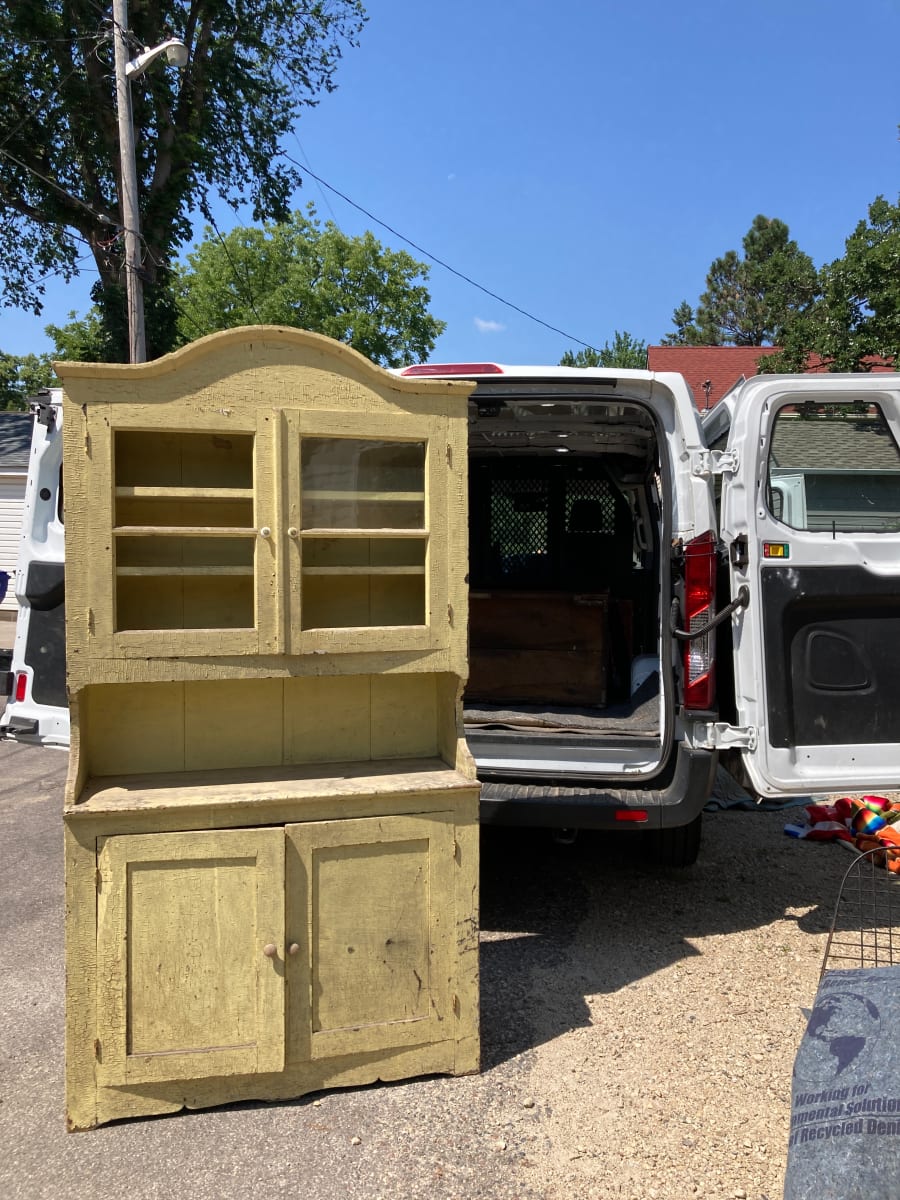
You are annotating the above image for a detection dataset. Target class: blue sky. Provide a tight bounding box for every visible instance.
[3,0,899,364]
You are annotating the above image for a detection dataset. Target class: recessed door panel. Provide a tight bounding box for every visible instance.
[96,828,285,1084]
[287,813,454,1060]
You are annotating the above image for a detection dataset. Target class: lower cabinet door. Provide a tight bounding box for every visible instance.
[287,812,455,1061]
[96,827,286,1085]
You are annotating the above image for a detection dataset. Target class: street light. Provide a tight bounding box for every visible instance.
[112,1,188,363]
[125,39,189,79]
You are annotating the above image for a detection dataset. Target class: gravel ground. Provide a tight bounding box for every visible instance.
[2,733,865,1200]
[478,808,855,1200]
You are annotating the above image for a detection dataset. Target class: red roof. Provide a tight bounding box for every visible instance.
[647,345,894,410]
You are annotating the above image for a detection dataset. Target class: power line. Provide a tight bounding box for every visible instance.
[0,146,119,230]
[279,150,594,351]
[289,134,337,223]
[203,209,263,324]
[0,66,84,153]
[8,33,107,48]
[26,249,97,294]
[171,293,207,340]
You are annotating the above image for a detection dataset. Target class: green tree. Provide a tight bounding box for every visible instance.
[0,1,366,360]
[0,351,56,410]
[45,309,116,364]
[172,207,446,368]
[782,195,899,372]
[664,215,819,346]
[560,330,647,369]
[659,300,704,346]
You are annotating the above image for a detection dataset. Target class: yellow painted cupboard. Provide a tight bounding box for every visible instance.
[58,328,479,1130]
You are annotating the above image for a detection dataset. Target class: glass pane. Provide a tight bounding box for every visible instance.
[303,537,426,569]
[767,403,900,533]
[301,575,425,629]
[301,438,425,529]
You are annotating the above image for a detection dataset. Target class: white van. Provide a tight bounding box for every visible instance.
[6,367,900,864]
[0,389,68,748]
[396,364,900,863]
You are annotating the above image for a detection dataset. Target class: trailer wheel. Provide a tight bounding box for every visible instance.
[646,813,702,868]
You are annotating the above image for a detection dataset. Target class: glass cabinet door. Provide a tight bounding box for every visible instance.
[287,412,449,654]
[92,415,277,657]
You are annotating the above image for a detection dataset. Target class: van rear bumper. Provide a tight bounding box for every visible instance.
[478,742,717,830]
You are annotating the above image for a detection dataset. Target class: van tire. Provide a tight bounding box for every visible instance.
[646,813,702,868]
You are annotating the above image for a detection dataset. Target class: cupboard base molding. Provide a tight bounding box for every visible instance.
[70,1035,479,1132]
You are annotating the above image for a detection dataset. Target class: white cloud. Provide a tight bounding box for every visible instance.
[474,317,506,334]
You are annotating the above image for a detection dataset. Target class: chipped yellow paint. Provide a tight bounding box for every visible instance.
[96,828,285,1085]
[288,812,454,1060]
[60,328,479,1128]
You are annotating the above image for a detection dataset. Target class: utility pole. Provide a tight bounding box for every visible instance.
[112,0,145,364]
[111,5,187,364]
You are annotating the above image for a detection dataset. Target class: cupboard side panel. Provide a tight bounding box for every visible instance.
[451,795,481,1074]
[64,822,99,1131]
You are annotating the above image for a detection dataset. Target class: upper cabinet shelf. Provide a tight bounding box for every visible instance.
[115,486,254,500]
[301,489,425,502]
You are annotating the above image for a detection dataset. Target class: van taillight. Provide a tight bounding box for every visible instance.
[683,531,716,711]
[14,672,27,703]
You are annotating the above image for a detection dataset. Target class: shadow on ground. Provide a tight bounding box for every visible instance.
[478,813,848,1069]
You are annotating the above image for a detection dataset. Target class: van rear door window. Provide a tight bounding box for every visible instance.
[767,402,900,533]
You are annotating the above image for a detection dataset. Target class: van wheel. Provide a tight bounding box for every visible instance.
[645,814,702,868]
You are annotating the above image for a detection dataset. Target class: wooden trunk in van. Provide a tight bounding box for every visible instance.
[468,590,609,706]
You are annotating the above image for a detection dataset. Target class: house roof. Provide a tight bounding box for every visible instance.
[771,415,900,473]
[647,346,781,409]
[647,345,895,410]
[0,412,33,472]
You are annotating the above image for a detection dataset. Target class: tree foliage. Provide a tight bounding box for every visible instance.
[560,330,647,369]
[0,1,366,359]
[0,351,56,410]
[173,207,446,367]
[764,195,900,373]
[663,215,818,347]
[659,301,705,347]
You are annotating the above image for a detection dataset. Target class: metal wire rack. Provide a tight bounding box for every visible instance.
[820,847,900,978]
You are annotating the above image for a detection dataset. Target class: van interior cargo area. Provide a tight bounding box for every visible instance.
[462,391,665,759]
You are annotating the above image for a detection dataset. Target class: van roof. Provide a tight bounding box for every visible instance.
[397,363,656,382]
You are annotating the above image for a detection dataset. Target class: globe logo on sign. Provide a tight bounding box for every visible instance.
[793,992,881,1083]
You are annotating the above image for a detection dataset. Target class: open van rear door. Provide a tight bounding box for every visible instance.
[715,374,900,798]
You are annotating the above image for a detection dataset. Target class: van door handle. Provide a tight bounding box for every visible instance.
[671,585,749,641]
